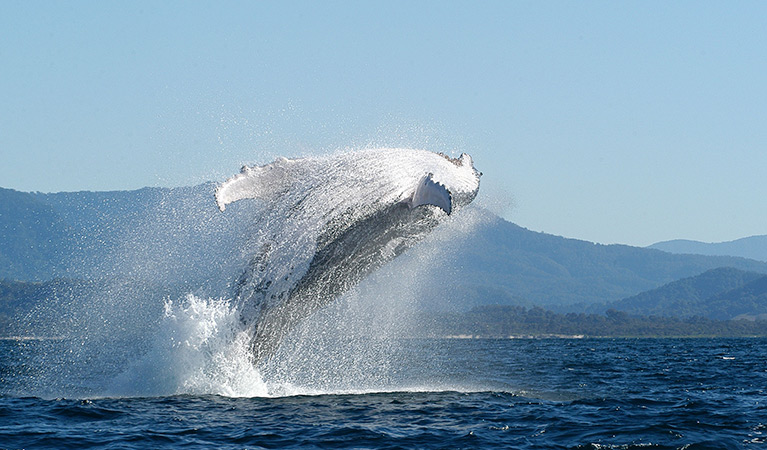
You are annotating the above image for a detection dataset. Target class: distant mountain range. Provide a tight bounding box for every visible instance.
[418,214,767,311]
[0,185,253,290]
[649,236,767,262]
[2,185,767,328]
[604,267,767,320]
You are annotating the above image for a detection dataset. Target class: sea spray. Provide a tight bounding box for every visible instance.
[18,148,484,398]
[108,206,489,398]
[109,295,267,397]
[258,206,492,395]
[18,206,489,399]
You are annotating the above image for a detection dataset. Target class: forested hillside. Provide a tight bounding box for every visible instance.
[604,267,767,320]
[421,214,767,309]
[416,305,767,338]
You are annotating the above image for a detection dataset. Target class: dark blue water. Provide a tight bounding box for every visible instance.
[2,337,766,449]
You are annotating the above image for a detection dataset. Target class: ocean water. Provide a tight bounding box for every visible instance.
[3,150,764,448]
[2,337,765,449]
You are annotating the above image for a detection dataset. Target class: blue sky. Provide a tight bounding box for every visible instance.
[2,1,766,246]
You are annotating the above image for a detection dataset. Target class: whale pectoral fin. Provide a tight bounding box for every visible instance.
[408,173,452,215]
[215,157,294,211]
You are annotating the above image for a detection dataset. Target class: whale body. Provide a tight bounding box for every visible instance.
[215,148,481,362]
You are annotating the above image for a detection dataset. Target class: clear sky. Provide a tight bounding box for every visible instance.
[2,1,766,247]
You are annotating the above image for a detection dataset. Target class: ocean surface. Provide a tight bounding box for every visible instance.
[1,337,765,449]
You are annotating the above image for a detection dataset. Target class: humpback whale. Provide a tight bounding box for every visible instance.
[215,148,481,362]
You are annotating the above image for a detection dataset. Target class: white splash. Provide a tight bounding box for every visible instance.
[109,295,267,397]
[109,207,490,398]
[28,148,485,399]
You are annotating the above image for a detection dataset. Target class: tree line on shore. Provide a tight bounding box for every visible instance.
[417,305,767,338]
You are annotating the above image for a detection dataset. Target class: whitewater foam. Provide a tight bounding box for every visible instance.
[108,295,267,397]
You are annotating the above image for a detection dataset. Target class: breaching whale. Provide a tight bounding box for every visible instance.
[215,148,481,362]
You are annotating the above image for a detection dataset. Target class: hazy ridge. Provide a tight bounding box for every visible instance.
[2,185,767,335]
[649,236,767,262]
